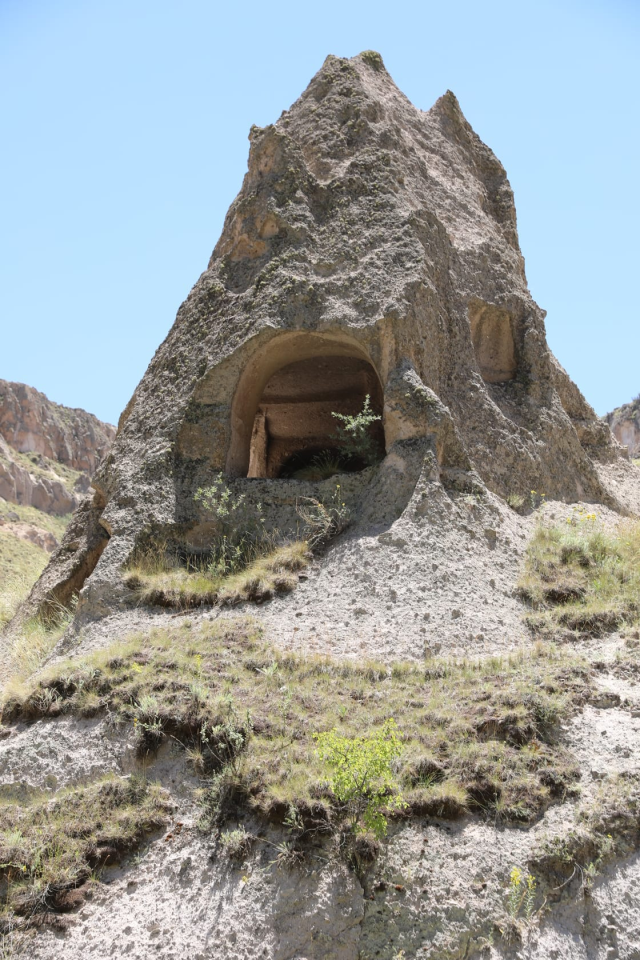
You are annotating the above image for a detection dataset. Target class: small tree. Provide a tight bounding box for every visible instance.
[331,395,382,466]
[313,719,405,839]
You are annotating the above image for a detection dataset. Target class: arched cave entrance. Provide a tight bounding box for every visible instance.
[226,334,385,479]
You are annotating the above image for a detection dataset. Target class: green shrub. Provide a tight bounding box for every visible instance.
[331,395,382,466]
[314,719,406,838]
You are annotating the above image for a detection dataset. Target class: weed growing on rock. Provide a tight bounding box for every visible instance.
[3,622,591,831]
[507,867,536,920]
[219,826,254,860]
[331,394,382,467]
[295,484,350,548]
[518,519,640,638]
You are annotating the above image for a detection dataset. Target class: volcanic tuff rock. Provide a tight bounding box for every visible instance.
[606,395,640,458]
[4,52,640,960]
[13,51,633,632]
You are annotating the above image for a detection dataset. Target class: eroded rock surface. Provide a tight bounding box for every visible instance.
[606,395,640,458]
[19,50,633,628]
[0,380,115,474]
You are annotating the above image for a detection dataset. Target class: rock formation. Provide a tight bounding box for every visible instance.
[606,395,640,458]
[3,52,640,960]
[0,381,115,517]
[0,380,115,473]
[19,50,632,626]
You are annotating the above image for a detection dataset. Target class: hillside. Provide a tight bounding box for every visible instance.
[1,53,640,960]
[0,382,114,629]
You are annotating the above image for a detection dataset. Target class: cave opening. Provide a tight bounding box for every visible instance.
[246,354,384,479]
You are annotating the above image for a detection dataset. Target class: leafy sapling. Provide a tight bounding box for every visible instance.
[313,718,406,839]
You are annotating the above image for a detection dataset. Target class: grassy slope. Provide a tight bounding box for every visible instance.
[4,621,590,827]
[124,541,310,609]
[7,449,81,496]
[0,775,170,929]
[517,517,640,638]
[0,529,49,629]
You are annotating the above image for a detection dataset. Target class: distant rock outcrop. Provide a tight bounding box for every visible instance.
[0,380,115,473]
[0,381,115,516]
[606,396,640,457]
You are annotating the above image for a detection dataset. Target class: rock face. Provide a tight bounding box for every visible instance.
[0,382,115,517]
[0,380,115,474]
[606,396,640,458]
[16,50,631,625]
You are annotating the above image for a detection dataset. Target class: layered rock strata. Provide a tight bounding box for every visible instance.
[0,382,114,516]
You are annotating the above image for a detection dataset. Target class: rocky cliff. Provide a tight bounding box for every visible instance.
[0,380,115,474]
[606,395,640,458]
[0,381,115,630]
[0,380,115,517]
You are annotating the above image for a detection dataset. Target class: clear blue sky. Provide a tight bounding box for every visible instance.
[1,0,638,426]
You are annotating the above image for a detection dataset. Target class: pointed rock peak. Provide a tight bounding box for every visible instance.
[355,50,387,72]
[430,89,468,126]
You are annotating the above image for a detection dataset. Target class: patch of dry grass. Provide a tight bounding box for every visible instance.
[0,775,170,931]
[3,621,591,829]
[0,534,48,630]
[518,519,640,638]
[124,541,310,609]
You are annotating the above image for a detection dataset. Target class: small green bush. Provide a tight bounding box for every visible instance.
[331,395,382,466]
[314,719,406,838]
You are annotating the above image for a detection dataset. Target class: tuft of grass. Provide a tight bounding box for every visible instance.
[517,519,640,638]
[3,622,590,830]
[0,774,170,929]
[124,541,310,610]
[2,596,78,690]
[506,493,526,513]
[531,772,640,892]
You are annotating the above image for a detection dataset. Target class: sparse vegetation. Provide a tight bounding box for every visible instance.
[360,50,384,71]
[219,825,254,860]
[0,534,48,629]
[518,517,640,638]
[506,493,525,512]
[124,477,355,609]
[124,540,310,609]
[5,602,76,684]
[295,484,350,548]
[3,621,590,831]
[0,775,169,930]
[531,772,640,892]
